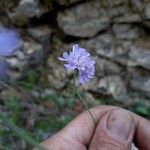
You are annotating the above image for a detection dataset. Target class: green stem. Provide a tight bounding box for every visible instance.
[72,73,96,126]
[76,90,96,125]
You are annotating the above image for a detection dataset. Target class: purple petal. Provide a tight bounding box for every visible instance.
[58,57,66,61]
[79,48,86,55]
[63,52,69,59]
[64,64,75,71]
[73,44,79,53]
[0,26,20,56]
[79,71,89,84]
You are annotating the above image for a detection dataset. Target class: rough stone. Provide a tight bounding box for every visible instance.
[129,46,150,70]
[6,39,44,80]
[113,13,142,23]
[108,5,129,18]
[7,11,29,26]
[106,0,126,7]
[47,56,69,90]
[107,1,142,23]
[81,33,150,69]
[57,1,110,38]
[84,92,100,106]
[131,0,143,12]
[96,57,122,77]
[57,0,83,6]
[130,74,150,98]
[17,0,39,18]
[141,3,150,28]
[143,2,150,20]
[7,0,49,26]
[27,25,52,44]
[97,75,127,100]
[80,77,99,92]
[112,24,140,40]
[143,20,150,28]
[81,34,132,66]
[0,0,16,12]
[81,33,114,57]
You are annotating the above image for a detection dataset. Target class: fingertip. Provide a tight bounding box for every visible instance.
[89,108,135,150]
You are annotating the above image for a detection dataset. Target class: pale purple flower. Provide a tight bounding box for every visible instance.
[58,44,96,84]
[0,25,20,56]
[0,25,20,80]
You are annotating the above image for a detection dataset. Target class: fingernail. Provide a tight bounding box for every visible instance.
[106,109,133,141]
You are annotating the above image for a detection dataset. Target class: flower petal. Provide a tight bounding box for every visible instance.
[0,27,20,56]
[73,44,79,53]
[64,64,75,71]
[58,57,66,61]
[63,52,69,59]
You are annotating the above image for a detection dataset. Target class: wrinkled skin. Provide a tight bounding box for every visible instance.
[41,105,150,150]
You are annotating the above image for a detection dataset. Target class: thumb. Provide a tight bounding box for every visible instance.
[88,108,135,150]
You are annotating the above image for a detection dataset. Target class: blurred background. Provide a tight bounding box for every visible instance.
[0,0,150,149]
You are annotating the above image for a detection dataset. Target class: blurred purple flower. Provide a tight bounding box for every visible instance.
[58,44,96,84]
[0,25,20,80]
[0,25,20,56]
[0,58,9,81]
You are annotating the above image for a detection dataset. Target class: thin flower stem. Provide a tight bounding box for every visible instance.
[76,90,96,126]
[72,73,96,126]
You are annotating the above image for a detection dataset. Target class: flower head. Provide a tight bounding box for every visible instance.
[0,25,20,56]
[58,44,96,84]
[0,25,21,80]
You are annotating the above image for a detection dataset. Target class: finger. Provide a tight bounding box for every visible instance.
[41,105,117,149]
[41,105,150,150]
[132,113,150,150]
[88,108,135,150]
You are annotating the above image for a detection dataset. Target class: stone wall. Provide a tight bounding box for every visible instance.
[0,0,150,104]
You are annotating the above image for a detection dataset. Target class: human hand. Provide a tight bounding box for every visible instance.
[41,105,150,150]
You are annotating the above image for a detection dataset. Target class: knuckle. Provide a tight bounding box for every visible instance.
[89,138,126,150]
